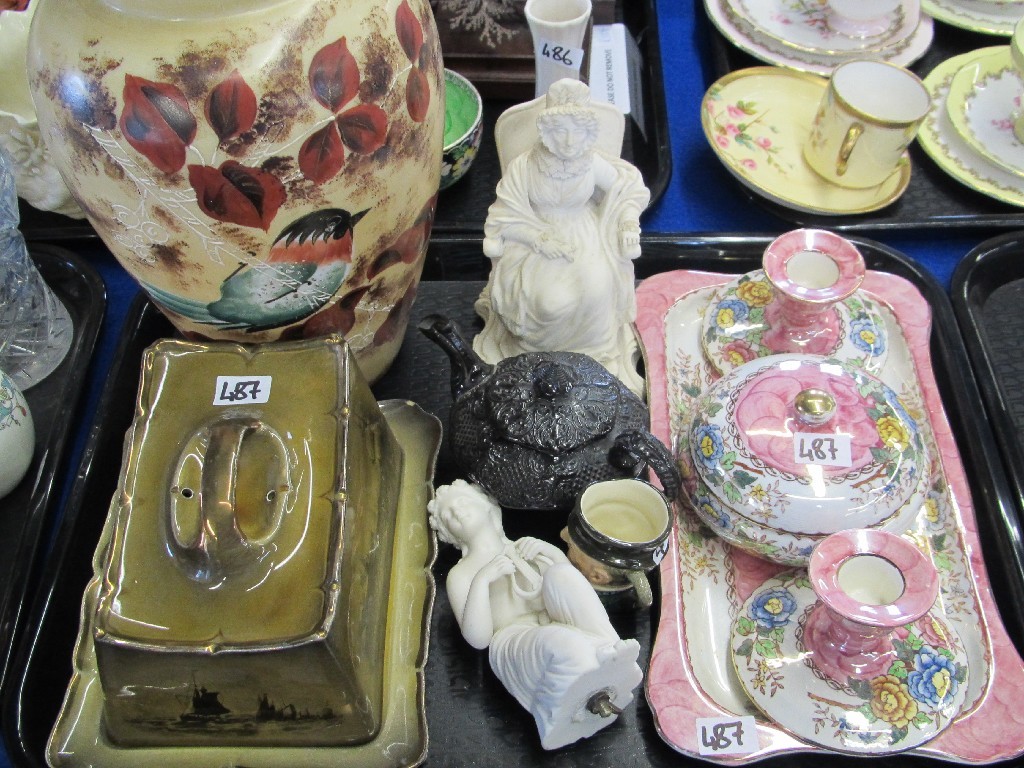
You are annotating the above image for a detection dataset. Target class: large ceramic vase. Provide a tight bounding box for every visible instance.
[27,0,443,382]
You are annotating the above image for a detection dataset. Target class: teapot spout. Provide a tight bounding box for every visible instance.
[418,314,493,399]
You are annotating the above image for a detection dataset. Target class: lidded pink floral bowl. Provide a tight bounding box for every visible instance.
[688,354,926,565]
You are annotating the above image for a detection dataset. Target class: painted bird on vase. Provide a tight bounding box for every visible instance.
[145,207,369,332]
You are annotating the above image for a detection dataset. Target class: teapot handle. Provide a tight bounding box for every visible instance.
[609,429,682,503]
[166,417,290,586]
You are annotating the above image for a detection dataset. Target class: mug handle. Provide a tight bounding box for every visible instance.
[627,570,653,609]
[835,122,864,177]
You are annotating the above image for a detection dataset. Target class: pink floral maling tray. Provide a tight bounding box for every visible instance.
[635,269,1024,763]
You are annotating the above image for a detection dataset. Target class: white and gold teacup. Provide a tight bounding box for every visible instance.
[804,59,931,189]
[826,0,906,37]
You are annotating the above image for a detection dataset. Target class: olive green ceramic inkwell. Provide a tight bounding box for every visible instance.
[48,334,442,765]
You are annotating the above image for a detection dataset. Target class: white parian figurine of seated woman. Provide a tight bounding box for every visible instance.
[427,479,643,750]
[473,79,650,398]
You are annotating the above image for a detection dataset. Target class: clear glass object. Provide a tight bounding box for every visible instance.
[0,144,72,389]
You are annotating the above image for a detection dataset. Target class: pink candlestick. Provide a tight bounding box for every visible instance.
[804,529,939,684]
[762,229,866,356]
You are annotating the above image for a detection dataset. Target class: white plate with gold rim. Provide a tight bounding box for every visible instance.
[705,0,934,75]
[946,47,1024,177]
[919,47,1024,206]
[727,0,918,55]
[922,0,1023,35]
[701,67,911,215]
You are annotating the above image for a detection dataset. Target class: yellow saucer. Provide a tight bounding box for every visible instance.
[919,47,1024,207]
[701,67,911,215]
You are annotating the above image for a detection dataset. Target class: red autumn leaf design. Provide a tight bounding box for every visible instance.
[374,282,417,345]
[120,75,197,174]
[205,70,258,143]
[395,0,423,62]
[188,160,286,231]
[309,37,360,113]
[405,67,430,123]
[337,103,388,154]
[301,285,369,337]
[298,122,346,184]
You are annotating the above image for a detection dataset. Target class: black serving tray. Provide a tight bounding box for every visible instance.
[701,4,1024,232]
[5,235,1022,767]
[18,0,669,243]
[0,245,104,699]
[952,232,1024,596]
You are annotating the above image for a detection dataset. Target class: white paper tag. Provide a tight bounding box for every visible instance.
[533,37,585,74]
[696,715,759,756]
[793,432,854,467]
[588,23,647,138]
[213,375,272,405]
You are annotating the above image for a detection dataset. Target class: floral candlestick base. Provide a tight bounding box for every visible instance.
[804,529,937,682]
[730,530,970,754]
[701,229,888,376]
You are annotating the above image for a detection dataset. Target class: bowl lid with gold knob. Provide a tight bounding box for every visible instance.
[689,354,926,536]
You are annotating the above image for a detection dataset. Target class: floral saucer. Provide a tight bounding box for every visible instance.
[918,47,1024,207]
[730,571,969,754]
[701,68,911,215]
[701,247,889,376]
[704,0,934,76]
[727,0,918,55]
[946,48,1024,178]
[922,0,1022,35]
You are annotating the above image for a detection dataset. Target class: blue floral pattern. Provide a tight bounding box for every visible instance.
[749,587,797,629]
[713,299,749,330]
[693,423,725,470]
[907,646,960,708]
[850,317,886,356]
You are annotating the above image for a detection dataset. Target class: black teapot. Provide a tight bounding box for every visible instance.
[419,314,681,511]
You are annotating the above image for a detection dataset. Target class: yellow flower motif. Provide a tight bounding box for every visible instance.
[736,279,773,307]
[876,415,910,450]
[725,349,746,366]
[749,485,769,504]
[716,307,737,329]
[700,434,717,459]
[858,327,878,347]
[929,667,953,703]
[869,675,918,728]
[924,498,940,526]
[763,596,786,616]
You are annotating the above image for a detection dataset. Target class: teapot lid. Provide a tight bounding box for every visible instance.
[487,352,619,453]
[690,355,925,535]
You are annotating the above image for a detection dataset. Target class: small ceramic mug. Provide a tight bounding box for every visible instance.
[562,479,671,608]
[803,59,931,189]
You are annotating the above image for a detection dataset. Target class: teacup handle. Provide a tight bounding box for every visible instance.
[627,570,653,609]
[835,122,863,177]
[167,417,289,585]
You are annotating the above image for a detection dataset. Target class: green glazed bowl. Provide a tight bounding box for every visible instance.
[441,69,483,189]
